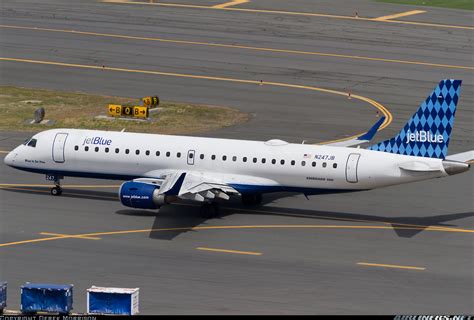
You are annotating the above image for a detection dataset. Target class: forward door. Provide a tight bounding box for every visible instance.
[52,133,68,163]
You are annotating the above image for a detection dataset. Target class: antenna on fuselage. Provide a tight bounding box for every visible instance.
[121,128,126,132]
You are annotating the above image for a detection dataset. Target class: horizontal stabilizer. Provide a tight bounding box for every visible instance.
[399,161,442,172]
[445,150,474,163]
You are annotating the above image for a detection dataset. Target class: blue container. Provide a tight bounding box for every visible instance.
[21,283,73,314]
[87,286,139,315]
[0,282,6,313]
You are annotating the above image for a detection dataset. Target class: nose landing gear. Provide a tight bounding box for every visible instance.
[46,174,63,196]
[51,185,62,196]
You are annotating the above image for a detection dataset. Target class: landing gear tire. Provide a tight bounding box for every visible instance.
[241,193,262,206]
[51,186,62,196]
[200,202,219,219]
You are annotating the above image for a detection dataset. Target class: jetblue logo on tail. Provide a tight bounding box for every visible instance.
[368,79,462,159]
[406,130,444,144]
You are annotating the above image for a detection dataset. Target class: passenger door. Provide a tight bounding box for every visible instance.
[345,153,360,183]
[52,133,68,163]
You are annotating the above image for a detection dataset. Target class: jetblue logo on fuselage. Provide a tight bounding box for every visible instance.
[82,136,112,146]
[405,130,444,144]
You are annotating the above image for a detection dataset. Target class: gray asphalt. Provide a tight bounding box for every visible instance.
[0,0,473,315]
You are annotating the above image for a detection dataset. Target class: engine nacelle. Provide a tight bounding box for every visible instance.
[119,181,174,209]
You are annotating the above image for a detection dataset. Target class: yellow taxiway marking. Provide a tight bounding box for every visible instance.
[196,247,262,255]
[374,10,426,21]
[1,224,473,248]
[100,1,474,30]
[0,57,392,143]
[1,25,471,71]
[40,232,102,240]
[357,262,426,271]
[213,0,249,9]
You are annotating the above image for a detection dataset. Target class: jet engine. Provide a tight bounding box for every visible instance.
[119,181,174,209]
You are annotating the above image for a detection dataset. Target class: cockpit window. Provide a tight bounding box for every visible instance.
[27,139,37,147]
[23,138,31,145]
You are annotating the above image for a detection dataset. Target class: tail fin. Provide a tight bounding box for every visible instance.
[368,79,462,159]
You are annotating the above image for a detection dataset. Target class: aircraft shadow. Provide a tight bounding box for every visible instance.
[236,204,474,238]
[3,187,472,239]
[0,186,118,201]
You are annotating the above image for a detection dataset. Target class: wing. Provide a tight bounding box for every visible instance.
[323,116,385,147]
[148,171,239,202]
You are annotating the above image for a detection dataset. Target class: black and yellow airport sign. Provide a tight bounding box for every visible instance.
[132,106,149,118]
[108,104,122,117]
[142,95,159,108]
[107,104,149,119]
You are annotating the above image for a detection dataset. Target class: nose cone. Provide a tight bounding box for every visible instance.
[4,150,17,167]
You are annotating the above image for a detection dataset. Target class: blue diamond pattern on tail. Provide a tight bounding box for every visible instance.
[368,79,462,159]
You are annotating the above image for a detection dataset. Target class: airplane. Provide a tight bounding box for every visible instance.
[4,79,473,218]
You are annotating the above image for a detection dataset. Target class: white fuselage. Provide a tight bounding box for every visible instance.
[4,128,449,195]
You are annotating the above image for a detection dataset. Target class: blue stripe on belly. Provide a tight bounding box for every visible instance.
[9,166,362,195]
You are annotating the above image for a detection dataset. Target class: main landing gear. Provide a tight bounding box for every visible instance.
[200,202,220,219]
[47,174,63,196]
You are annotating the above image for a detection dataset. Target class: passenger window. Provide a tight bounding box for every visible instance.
[177,152,181,158]
[156,151,160,156]
[280,160,285,165]
[272,159,276,164]
[105,147,109,153]
[323,162,327,168]
[125,149,130,154]
[211,155,216,160]
[200,154,204,160]
[95,147,99,152]
[85,146,89,152]
[333,163,337,168]
[312,161,316,167]
[253,157,257,163]
[262,158,266,164]
[189,153,194,159]
[222,155,227,161]
[115,148,119,154]
[301,161,306,166]
[27,139,37,147]
[166,152,170,157]
[233,156,237,162]
[145,150,150,156]
[243,157,247,162]
[74,146,79,151]
[291,160,295,166]
[136,150,140,155]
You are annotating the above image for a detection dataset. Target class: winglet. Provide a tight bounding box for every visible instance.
[357,116,385,142]
[164,172,186,195]
[325,116,385,147]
